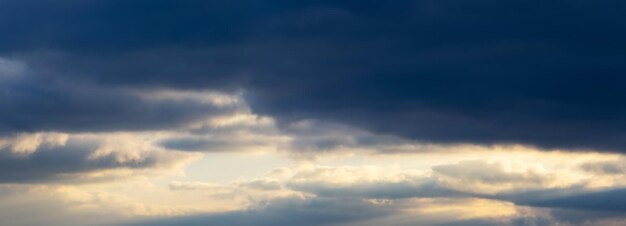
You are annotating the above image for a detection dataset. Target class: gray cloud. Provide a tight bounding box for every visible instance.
[0,62,238,134]
[436,215,558,226]
[433,160,552,185]
[0,134,198,183]
[288,177,465,200]
[581,160,626,175]
[120,197,393,226]
[527,188,626,213]
[1,1,626,152]
[307,183,459,200]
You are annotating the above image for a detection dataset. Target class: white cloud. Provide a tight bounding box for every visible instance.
[0,132,69,156]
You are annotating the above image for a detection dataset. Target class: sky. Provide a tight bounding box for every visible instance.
[1,1,626,225]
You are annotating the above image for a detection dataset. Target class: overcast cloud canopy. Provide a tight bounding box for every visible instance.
[2,0,626,152]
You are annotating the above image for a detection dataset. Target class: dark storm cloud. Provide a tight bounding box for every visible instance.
[0,76,233,134]
[2,0,626,151]
[159,137,229,152]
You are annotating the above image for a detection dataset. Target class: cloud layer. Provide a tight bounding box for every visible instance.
[1,1,626,151]
[2,1,626,226]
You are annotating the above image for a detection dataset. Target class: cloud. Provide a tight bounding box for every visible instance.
[432,160,559,193]
[1,150,620,226]
[0,132,200,183]
[121,196,393,226]
[0,185,124,226]
[166,158,582,206]
[0,183,202,226]
[0,57,242,135]
[285,165,463,199]
[170,179,282,192]
[2,1,626,225]
[282,120,412,155]
[118,195,519,226]
[158,111,290,153]
[581,159,626,175]
[163,156,626,220]
[0,78,240,135]
[1,1,625,152]
[0,57,25,78]
[528,188,626,212]
[282,160,581,201]
[0,132,68,156]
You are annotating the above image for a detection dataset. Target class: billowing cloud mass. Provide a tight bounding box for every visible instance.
[1,1,626,226]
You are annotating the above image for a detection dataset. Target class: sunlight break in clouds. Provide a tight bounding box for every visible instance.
[1,85,626,225]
